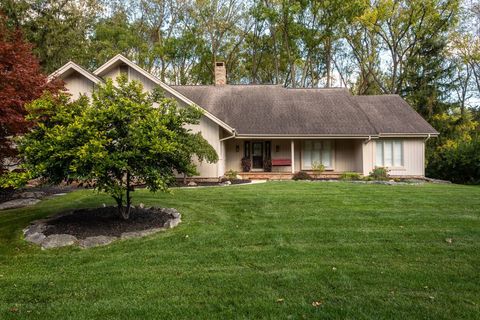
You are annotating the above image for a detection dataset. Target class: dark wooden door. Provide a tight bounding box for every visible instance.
[252,142,263,169]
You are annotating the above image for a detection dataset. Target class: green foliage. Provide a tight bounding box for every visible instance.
[292,171,312,180]
[15,75,218,218]
[224,169,238,181]
[340,172,361,181]
[311,161,325,173]
[2,183,479,319]
[427,111,480,184]
[369,167,389,180]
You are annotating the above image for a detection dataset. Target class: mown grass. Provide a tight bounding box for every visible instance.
[0,181,479,319]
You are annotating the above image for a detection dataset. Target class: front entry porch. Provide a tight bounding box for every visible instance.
[223,138,364,178]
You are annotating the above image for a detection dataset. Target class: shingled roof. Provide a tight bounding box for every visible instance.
[353,95,438,135]
[172,85,437,137]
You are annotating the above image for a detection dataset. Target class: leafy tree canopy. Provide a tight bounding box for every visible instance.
[12,75,218,219]
[0,14,61,174]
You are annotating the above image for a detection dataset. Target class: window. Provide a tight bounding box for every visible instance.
[244,141,250,158]
[302,140,333,169]
[376,140,403,167]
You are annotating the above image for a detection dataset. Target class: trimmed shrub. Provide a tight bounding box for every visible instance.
[224,169,238,181]
[311,161,325,174]
[340,172,361,181]
[292,171,312,180]
[369,167,389,180]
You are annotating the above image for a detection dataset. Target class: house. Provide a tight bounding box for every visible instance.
[49,54,438,180]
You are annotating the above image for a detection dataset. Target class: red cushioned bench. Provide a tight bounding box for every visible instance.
[271,159,292,166]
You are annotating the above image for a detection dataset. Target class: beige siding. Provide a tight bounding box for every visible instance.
[102,66,121,83]
[184,116,221,178]
[225,139,243,172]
[128,67,157,92]
[363,138,425,177]
[63,73,95,100]
[334,140,363,172]
[362,140,375,176]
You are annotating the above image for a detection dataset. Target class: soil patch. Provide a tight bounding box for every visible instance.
[43,207,173,239]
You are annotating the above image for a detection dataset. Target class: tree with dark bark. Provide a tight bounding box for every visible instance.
[12,75,218,219]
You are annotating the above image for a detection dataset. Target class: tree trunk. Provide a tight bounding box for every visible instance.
[124,171,132,220]
[325,36,332,88]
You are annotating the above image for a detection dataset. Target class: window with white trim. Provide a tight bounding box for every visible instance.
[302,140,333,169]
[376,140,403,167]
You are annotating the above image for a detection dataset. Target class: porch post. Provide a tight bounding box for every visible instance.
[291,140,295,173]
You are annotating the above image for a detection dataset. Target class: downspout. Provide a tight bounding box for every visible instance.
[423,134,431,178]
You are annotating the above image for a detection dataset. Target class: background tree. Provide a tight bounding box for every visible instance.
[0,14,60,174]
[16,76,218,219]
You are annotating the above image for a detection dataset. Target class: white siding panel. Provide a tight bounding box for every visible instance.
[63,73,95,100]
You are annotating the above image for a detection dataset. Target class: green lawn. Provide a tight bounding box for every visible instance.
[0,182,479,319]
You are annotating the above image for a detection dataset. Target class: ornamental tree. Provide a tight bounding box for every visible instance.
[0,14,61,174]
[18,75,218,219]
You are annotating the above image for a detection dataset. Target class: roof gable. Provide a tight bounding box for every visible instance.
[93,54,234,133]
[49,61,102,85]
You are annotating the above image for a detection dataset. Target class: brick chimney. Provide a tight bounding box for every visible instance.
[214,61,226,85]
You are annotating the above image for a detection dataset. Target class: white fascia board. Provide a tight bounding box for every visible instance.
[234,134,378,139]
[49,61,102,84]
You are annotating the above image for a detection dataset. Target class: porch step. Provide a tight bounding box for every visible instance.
[239,171,343,180]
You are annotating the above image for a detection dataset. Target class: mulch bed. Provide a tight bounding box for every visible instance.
[43,207,171,239]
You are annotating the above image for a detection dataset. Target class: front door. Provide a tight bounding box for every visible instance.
[252,142,263,169]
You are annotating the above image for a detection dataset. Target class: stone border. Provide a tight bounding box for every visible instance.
[23,207,181,250]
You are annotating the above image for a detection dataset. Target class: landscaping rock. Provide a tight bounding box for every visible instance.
[79,236,117,249]
[23,206,182,249]
[164,218,181,229]
[17,191,46,199]
[0,198,41,210]
[41,234,77,249]
[24,223,47,237]
[163,208,181,218]
[25,232,46,245]
[187,181,197,186]
[425,177,452,184]
[120,228,165,239]
[223,180,232,186]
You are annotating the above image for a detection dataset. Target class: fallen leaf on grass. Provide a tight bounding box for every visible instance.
[312,300,323,307]
[9,307,18,313]
[276,298,284,303]
[445,238,453,244]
